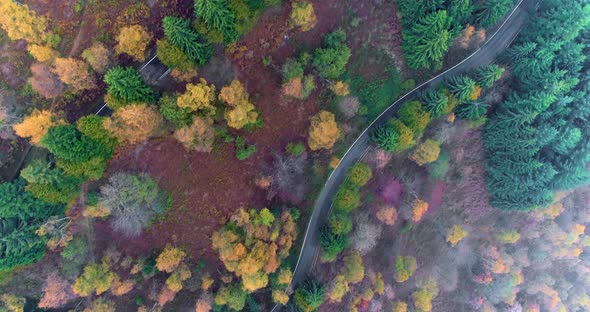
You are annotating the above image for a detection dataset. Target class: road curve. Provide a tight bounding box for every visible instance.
[283,0,538,304]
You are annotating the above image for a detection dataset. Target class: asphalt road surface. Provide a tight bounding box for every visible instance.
[281,0,539,308]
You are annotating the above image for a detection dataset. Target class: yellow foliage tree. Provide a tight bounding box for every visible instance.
[308,110,340,151]
[177,79,216,113]
[497,230,521,244]
[394,256,417,283]
[52,58,97,92]
[115,25,152,61]
[201,274,215,290]
[470,85,482,100]
[272,289,290,305]
[83,298,116,312]
[343,252,364,284]
[413,279,439,312]
[27,44,57,62]
[327,274,350,303]
[290,1,317,32]
[276,267,292,285]
[410,139,440,166]
[220,80,258,129]
[156,246,186,273]
[1,294,25,312]
[0,0,47,43]
[242,271,269,292]
[447,225,468,247]
[330,81,350,96]
[412,199,429,223]
[393,301,408,312]
[174,117,216,152]
[103,104,164,144]
[72,262,117,297]
[13,109,63,146]
[165,264,192,292]
[111,277,134,296]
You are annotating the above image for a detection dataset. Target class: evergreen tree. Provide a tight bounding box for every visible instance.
[162,16,213,66]
[104,67,156,104]
[419,89,449,118]
[474,64,505,88]
[403,10,453,70]
[445,75,476,102]
[194,0,238,42]
[474,0,512,29]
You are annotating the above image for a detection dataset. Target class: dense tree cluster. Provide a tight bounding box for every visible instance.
[484,0,590,210]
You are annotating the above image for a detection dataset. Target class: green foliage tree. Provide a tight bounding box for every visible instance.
[397,101,431,134]
[456,101,489,120]
[20,159,82,204]
[104,66,156,105]
[419,89,449,118]
[347,163,372,187]
[76,115,118,151]
[371,123,399,152]
[402,10,453,70]
[328,212,353,235]
[313,31,351,79]
[215,284,247,311]
[42,125,110,164]
[158,94,194,129]
[474,64,505,88]
[162,16,213,66]
[333,183,361,213]
[474,0,512,28]
[294,279,325,312]
[156,39,195,71]
[72,261,116,296]
[194,0,238,42]
[320,225,347,262]
[445,75,476,102]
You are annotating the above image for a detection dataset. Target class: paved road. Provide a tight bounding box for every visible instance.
[282,0,539,305]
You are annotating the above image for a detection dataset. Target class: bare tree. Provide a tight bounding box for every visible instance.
[270,151,309,204]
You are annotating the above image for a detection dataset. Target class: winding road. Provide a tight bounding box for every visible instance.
[280,0,539,307]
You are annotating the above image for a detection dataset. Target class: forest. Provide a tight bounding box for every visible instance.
[0,0,588,311]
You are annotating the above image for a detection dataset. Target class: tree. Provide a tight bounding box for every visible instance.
[290,1,317,32]
[215,284,247,311]
[194,0,238,42]
[159,94,194,128]
[28,63,64,99]
[343,252,364,284]
[307,110,340,151]
[42,125,110,164]
[419,89,449,118]
[371,123,400,152]
[403,10,453,70]
[413,279,439,312]
[456,101,489,120]
[475,0,512,28]
[27,44,57,62]
[394,256,417,283]
[156,246,186,273]
[104,66,156,104]
[410,139,440,166]
[333,183,360,213]
[320,225,347,262]
[195,294,213,312]
[84,298,116,312]
[76,115,118,151]
[347,163,372,187]
[446,75,477,102]
[103,104,164,144]
[20,159,82,204]
[330,81,350,96]
[72,262,116,297]
[0,294,25,312]
[177,79,216,113]
[174,117,215,152]
[328,212,353,235]
[447,225,467,246]
[474,64,504,88]
[156,39,194,71]
[294,279,325,312]
[162,16,212,66]
[313,32,351,79]
[98,173,170,237]
[327,274,349,303]
[52,58,97,92]
[115,25,152,61]
[0,0,47,43]
[412,199,429,222]
[376,205,397,225]
[13,109,63,146]
[82,43,112,73]
[392,119,416,151]
[397,101,431,134]
[220,80,258,129]
[38,273,77,309]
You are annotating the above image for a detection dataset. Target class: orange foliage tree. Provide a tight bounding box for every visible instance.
[282,77,304,99]
[330,81,350,96]
[82,43,112,73]
[195,294,212,312]
[52,58,97,92]
[307,110,340,151]
[220,80,258,129]
[38,273,77,309]
[12,109,63,145]
[412,199,429,223]
[376,205,398,225]
[174,117,215,152]
[211,208,298,292]
[103,104,164,144]
[115,25,152,61]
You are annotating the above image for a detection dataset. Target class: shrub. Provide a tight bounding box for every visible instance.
[397,101,431,134]
[98,173,170,237]
[286,142,305,156]
[235,136,256,160]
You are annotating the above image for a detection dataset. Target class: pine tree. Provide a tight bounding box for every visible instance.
[403,10,453,70]
[474,64,505,88]
[419,89,449,118]
[104,67,156,104]
[474,0,512,29]
[162,16,213,66]
[194,0,238,42]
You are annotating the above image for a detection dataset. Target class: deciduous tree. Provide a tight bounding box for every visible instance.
[72,262,116,297]
[177,79,216,113]
[103,104,164,144]
[115,25,152,61]
[82,43,112,73]
[156,246,186,273]
[410,139,440,166]
[28,63,64,99]
[27,44,57,62]
[394,256,417,283]
[307,110,340,151]
[13,109,63,145]
[220,80,258,129]
[290,1,317,32]
[0,0,47,43]
[174,117,215,152]
[397,101,431,134]
[52,58,97,92]
[38,273,77,309]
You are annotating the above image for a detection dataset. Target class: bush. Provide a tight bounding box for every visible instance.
[235,136,256,160]
[286,142,305,156]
